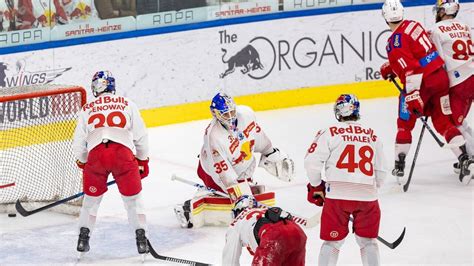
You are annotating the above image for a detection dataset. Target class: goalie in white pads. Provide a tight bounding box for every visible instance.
[222,195,307,266]
[305,94,387,266]
[72,71,150,255]
[174,92,295,228]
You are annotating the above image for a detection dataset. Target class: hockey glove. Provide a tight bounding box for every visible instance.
[405,90,424,116]
[307,181,326,207]
[76,160,85,170]
[259,148,295,182]
[137,158,149,179]
[380,62,395,80]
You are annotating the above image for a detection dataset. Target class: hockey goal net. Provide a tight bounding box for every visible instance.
[0,85,87,215]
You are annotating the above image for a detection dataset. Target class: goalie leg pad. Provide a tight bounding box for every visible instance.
[187,192,276,228]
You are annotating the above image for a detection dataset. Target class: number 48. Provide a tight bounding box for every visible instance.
[336,144,374,176]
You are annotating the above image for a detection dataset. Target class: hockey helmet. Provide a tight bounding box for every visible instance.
[91,71,115,97]
[382,0,404,23]
[232,195,258,219]
[210,92,237,130]
[334,94,360,122]
[434,0,460,18]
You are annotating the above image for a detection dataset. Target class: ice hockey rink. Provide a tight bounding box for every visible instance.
[0,97,473,265]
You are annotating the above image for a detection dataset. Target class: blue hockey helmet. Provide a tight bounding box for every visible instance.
[334,94,360,122]
[91,71,115,97]
[210,93,237,130]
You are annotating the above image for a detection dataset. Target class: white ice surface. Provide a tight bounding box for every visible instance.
[0,97,473,265]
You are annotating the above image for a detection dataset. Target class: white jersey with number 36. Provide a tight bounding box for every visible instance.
[72,93,149,163]
[304,121,387,201]
[430,19,474,87]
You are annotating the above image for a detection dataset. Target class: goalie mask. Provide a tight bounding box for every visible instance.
[334,94,360,122]
[210,93,237,131]
[91,71,116,97]
[434,0,459,22]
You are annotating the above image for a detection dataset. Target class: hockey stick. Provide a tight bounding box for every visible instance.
[0,182,15,189]
[348,216,406,249]
[403,118,427,192]
[171,174,321,228]
[147,239,211,266]
[15,180,117,217]
[389,76,461,149]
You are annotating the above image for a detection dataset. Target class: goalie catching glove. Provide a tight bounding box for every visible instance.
[258,148,295,182]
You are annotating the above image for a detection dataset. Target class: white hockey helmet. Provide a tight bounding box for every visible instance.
[434,0,460,17]
[382,0,404,23]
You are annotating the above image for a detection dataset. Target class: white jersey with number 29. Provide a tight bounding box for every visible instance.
[304,121,387,201]
[72,93,149,163]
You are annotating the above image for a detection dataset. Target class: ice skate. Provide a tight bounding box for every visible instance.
[458,154,474,185]
[174,200,193,228]
[135,229,149,255]
[77,227,90,253]
[392,153,406,182]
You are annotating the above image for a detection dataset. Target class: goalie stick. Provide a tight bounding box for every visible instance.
[15,180,117,217]
[171,174,321,228]
[147,239,211,266]
[389,76,462,149]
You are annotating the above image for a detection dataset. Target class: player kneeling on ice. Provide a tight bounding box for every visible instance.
[222,195,307,266]
[73,71,150,256]
[174,92,295,228]
[430,0,474,182]
[305,94,387,266]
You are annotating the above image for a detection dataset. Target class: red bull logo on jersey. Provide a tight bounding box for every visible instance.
[329,124,377,142]
[83,96,129,112]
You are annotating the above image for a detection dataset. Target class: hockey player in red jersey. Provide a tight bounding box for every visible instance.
[72,71,150,255]
[174,93,295,228]
[222,195,307,266]
[430,0,473,181]
[305,94,387,266]
[379,0,471,183]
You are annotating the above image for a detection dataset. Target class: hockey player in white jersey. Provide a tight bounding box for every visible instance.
[72,71,150,255]
[430,0,474,183]
[174,92,295,228]
[222,195,307,266]
[305,94,387,266]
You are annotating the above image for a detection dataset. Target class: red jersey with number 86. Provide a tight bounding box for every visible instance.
[386,20,445,85]
[72,93,149,163]
[304,121,387,201]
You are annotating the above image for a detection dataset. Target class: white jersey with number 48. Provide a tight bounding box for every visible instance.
[304,121,387,201]
[72,93,149,163]
[430,19,474,87]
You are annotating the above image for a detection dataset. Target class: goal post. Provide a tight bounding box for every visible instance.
[0,85,87,215]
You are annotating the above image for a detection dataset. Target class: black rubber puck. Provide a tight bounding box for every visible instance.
[8,213,16,217]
